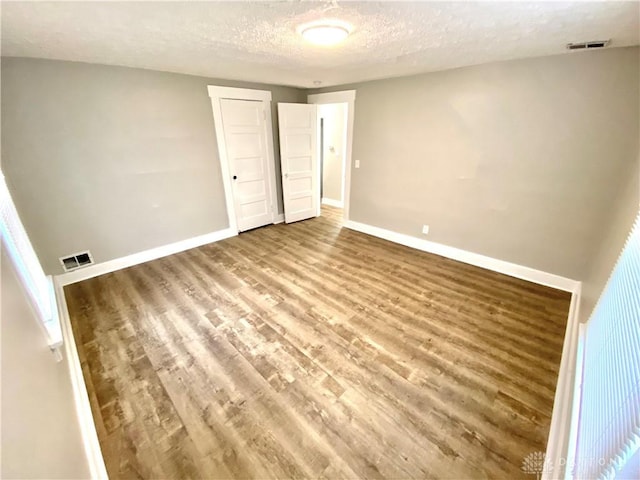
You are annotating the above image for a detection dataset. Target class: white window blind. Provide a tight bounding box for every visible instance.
[0,171,61,348]
[573,211,640,479]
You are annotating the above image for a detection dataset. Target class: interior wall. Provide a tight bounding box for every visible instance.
[0,57,306,274]
[319,103,346,204]
[310,47,639,281]
[1,249,91,479]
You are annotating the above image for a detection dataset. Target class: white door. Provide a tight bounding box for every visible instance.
[278,103,319,223]
[219,98,274,232]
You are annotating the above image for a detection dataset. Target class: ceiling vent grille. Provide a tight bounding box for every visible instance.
[60,251,94,272]
[566,40,611,50]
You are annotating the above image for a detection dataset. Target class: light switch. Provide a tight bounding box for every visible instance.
[355,160,360,168]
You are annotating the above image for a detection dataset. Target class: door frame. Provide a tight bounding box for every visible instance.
[307,90,356,221]
[208,85,278,233]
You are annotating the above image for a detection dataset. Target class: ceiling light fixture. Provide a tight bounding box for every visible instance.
[299,20,351,46]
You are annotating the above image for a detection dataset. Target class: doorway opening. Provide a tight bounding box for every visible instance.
[318,103,348,211]
[307,90,356,223]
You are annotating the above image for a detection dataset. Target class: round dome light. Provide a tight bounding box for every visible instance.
[300,21,351,46]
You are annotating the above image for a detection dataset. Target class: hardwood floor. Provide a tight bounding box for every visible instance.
[65,206,570,479]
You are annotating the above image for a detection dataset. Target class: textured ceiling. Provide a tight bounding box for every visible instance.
[1,1,639,88]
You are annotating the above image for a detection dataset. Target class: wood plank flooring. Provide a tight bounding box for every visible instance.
[65,206,570,479]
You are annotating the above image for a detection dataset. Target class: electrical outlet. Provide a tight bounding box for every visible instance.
[355,159,360,168]
[422,225,430,235]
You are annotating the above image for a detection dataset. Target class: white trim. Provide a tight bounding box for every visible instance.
[315,105,322,218]
[307,90,356,223]
[54,278,108,480]
[208,85,278,233]
[563,322,586,480]
[543,286,583,480]
[322,197,344,208]
[45,275,62,350]
[262,104,279,225]
[344,220,580,292]
[56,228,236,286]
[273,213,285,224]
[207,85,271,102]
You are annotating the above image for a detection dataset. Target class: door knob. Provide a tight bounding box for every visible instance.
[233,175,237,180]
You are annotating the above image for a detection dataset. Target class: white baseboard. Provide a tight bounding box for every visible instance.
[56,227,237,286]
[322,198,344,208]
[273,213,285,224]
[344,220,580,292]
[543,285,583,480]
[54,278,109,480]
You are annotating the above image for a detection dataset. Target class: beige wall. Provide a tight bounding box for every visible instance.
[579,150,639,322]
[1,58,305,274]
[312,47,639,280]
[319,103,346,203]
[2,49,638,283]
[1,249,91,479]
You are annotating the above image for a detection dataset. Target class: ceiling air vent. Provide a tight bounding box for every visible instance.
[60,250,94,272]
[567,40,611,50]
